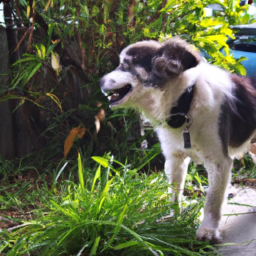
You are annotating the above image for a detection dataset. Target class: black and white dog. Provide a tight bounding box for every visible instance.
[100,37,256,242]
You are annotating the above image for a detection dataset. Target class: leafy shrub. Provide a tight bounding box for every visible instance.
[0,153,217,256]
[1,0,254,164]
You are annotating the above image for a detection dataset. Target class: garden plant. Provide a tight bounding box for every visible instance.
[0,0,255,255]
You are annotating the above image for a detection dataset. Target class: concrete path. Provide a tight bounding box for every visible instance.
[217,186,256,256]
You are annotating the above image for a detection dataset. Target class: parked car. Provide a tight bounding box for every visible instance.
[228,23,256,77]
[206,2,256,77]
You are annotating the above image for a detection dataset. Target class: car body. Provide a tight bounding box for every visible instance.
[228,23,256,77]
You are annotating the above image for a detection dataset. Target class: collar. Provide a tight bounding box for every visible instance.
[167,84,195,128]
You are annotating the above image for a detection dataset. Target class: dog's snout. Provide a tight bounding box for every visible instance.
[100,76,117,90]
[100,76,107,88]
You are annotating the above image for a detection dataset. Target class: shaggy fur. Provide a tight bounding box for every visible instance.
[100,37,256,242]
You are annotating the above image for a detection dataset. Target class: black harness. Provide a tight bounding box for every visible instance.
[167,84,195,148]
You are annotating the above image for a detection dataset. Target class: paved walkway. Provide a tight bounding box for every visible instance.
[217,186,256,256]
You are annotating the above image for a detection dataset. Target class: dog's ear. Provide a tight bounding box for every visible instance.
[152,38,200,79]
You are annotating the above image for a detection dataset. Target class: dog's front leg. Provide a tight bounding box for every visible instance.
[196,157,232,242]
[165,154,190,214]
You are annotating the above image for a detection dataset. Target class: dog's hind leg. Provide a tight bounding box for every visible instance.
[165,154,190,215]
[196,156,232,242]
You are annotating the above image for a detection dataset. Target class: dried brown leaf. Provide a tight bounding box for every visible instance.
[77,127,86,139]
[64,126,86,158]
[64,127,79,158]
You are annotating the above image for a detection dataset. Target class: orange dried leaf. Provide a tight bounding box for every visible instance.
[64,127,86,158]
[51,39,60,44]
[77,127,86,139]
[64,127,80,158]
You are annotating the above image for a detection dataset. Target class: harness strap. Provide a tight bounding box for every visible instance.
[167,84,195,128]
[167,84,195,149]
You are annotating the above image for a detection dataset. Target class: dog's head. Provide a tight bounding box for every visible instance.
[100,37,201,108]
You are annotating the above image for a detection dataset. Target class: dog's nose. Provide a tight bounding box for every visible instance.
[100,76,110,96]
[100,76,106,88]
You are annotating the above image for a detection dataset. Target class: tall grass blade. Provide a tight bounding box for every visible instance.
[53,160,69,188]
[97,196,106,214]
[91,156,109,168]
[57,226,82,246]
[78,152,85,192]
[97,175,113,215]
[92,155,120,177]
[22,62,42,87]
[89,236,101,256]
[102,204,128,251]
[76,243,90,256]
[116,224,159,256]
[113,240,140,250]
[50,200,79,221]
[12,57,38,65]
[91,165,101,193]
[133,152,159,171]
[101,178,113,197]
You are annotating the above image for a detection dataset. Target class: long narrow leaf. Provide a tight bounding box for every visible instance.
[91,165,101,193]
[89,236,101,256]
[50,200,79,221]
[91,156,109,168]
[46,93,63,112]
[76,243,91,256]
[102,204,128,251]
[22,62,42,87]
[46,42,59,56]
[113,240,140,250]
[12,57,39,65]
[78,152,85,192]
[133,153,159,172]
[53,161,69,187]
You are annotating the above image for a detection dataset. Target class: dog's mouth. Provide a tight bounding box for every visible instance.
[102,84,133,106]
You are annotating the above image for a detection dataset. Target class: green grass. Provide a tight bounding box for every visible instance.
[0,154,219,256]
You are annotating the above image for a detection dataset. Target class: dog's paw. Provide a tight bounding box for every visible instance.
[196,228,222,243]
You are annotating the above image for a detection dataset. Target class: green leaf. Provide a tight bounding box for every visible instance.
[22,62,42,87]
[53,161,69,188]
[91,165,101,193]
[91,156,109,168]
[97,196,106,214]
[234,63,247,76]
[89,236,101,256]
[47,23,53,49]
[78,152,85,192]
[76,243,91,256]
[102,204,128,251]
[101,178,113,197]
[113,240,139,250]
[133,152,159,172]
[228,0,234,12]
[50,200,79,221]
[46,42,59,57]
[12,57,39,65]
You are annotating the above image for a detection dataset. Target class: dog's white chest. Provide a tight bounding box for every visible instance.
[155,126,204,164]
